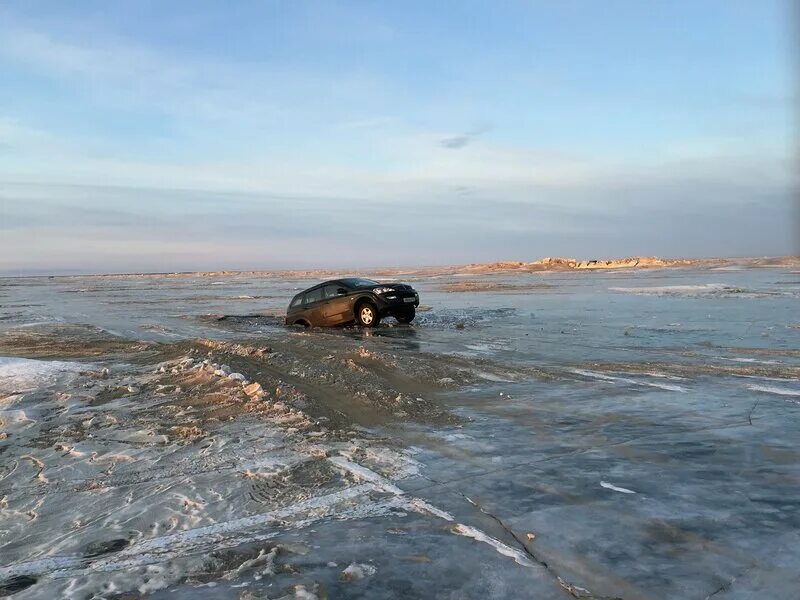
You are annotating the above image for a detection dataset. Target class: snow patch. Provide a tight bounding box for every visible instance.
[340,562,377,581]
[449,524,535,568]
[746,384,800,398]
[571,368,686,392]
[601,481,637,494]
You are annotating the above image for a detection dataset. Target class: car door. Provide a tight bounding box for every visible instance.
[320,284,353,325]
[301,286,325,325]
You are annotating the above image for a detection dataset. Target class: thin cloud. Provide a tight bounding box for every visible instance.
[0,28,352,126]
[439,125,491,149]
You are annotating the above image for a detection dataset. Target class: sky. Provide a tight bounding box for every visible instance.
[0,0,797,275]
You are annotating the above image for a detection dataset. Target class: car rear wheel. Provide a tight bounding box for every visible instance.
[394,307,415,324]
[355,302,380,327]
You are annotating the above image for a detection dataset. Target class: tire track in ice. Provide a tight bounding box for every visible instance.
[0,444,297,497]
[0,455,542,583]
[0,483,385,579]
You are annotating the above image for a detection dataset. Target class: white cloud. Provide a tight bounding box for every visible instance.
[0,27,295,126]
[0,108,793,214]
[3,29,170,82]
[0,117,66,151]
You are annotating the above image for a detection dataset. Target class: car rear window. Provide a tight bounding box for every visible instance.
[304,287,323,304]
[323,284,344,298]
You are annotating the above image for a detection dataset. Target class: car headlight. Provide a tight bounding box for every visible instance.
[373,287,395,295]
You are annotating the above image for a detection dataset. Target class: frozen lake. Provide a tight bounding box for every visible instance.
[1,265,799,598]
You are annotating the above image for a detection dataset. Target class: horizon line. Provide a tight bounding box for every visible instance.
[2,254,798,279]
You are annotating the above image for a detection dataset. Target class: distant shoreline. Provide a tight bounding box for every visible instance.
[3,255,798,280]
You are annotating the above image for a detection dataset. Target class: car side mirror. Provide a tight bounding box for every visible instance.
[336,288,348,295]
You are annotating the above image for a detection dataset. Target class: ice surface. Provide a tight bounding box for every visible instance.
[1,266,799,598]
[0,357,85,396]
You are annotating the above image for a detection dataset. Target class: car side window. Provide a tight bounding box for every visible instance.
[323,284,345,299]
[304,287,323,304]
[290,294,303,308]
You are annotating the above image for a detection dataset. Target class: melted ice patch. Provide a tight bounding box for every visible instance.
[0,357,86,396]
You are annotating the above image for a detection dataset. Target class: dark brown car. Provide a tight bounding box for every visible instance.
[285,278,419,327]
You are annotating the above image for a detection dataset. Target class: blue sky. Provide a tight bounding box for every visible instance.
[0,0,797,274]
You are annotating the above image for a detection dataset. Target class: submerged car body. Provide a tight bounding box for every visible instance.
[285,278,419,327]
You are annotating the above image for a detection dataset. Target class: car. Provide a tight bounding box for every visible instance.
[285,277,419,327]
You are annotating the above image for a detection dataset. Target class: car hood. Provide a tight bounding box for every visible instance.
[361,283,415,292]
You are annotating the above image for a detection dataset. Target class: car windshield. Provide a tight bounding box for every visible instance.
[340,278,378,289]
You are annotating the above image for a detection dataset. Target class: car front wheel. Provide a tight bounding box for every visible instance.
[356,302,380,327]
